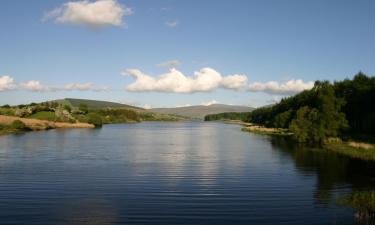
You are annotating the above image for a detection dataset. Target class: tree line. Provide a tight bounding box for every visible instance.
[206,73,375,143]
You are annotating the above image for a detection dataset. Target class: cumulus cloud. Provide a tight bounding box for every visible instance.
[0,76,109,92]
[165,20,178,28]
[156,60,181,68]
[123,67,247,93]
[20,80,52,92]
[201,100,219,106]
[43,0,133,29]
[221,74,248,90]
[0,76,17,91]
[248,79,314,95]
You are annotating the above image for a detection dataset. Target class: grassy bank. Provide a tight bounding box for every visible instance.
[324,141,375,161]
[236,121,375,161]
[0,115,94,136]
[241,124,293,136]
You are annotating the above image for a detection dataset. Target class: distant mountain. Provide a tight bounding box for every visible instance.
[52,98,143,110]
[149,104,254,119]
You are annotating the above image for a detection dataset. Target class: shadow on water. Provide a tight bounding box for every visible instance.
[270,137,375,224]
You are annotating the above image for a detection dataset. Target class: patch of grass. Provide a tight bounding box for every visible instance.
[241,126,293,137]
[0,120,32,135]
[0,107,16,116]
[28,111,57,121]
[324,141,375,161]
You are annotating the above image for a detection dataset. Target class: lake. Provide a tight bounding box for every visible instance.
[0,122,375,225]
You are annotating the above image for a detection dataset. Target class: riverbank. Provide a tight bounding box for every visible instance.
[0,115,94,135]
[324,140,375,161]
[222,120,375,161]
[240,123,293,136]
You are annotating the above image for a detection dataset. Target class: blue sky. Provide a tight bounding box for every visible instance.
[0,0,374,108]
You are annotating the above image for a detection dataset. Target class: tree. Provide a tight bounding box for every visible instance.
[273,110,293,128]
[79,103,88,114]
[63,105,72,112]
[87,113,102,127]
[289,106,315,142]
[289,82,348,143]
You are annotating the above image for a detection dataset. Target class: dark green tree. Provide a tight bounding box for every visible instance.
[79,103,88,114]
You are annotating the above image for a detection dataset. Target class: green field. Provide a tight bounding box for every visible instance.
[28,111,57,121]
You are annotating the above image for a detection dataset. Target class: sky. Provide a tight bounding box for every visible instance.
[0,0,374,108]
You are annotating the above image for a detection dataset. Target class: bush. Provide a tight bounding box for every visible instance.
[87,113,103,127]
[63,105,72,112]
[79,103,88,114]
[11,120,30,131]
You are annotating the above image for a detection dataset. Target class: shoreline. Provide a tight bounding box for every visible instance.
[221,120,375,161]
[0,115,94,135]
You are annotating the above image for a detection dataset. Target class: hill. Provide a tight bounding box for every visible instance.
[53,98,143,110]
[149,104,254,119]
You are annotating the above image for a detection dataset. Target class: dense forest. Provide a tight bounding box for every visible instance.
[206,73,375,143]
[204,112,252,121]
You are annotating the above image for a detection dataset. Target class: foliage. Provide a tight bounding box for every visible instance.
[243,73,374,143]
[11,120,30,131]
[79,103,88,114]
[289,82,348,143]
[63,105,72,112]
[338,191,375,223]
[87,113,103,127]
[204,112,252,121]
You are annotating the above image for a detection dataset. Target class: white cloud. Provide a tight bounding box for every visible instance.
[123,67,248,93]
[20,80,52,92]
[248,79,314,95]
[64,82,110,91]
[0,76,109,92]
[201,100,219,106]
[156,60,181,68]
[44,0,133,29]
[175,104,192,108]
[221,74,248,90]
[142,104,152,109]
[165,20,178,28]
[0,76,16,91]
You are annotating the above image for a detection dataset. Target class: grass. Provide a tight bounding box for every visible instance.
[0,121,31,135]
[324,141,375,161]
[0,108,15,116]
[240,123,375,161]
[338,191,375,223]
[28,111,57,121]
[241,125,293,136]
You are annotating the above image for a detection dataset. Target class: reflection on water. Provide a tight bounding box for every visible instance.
[271,138,375,203]
[0,122,374,224]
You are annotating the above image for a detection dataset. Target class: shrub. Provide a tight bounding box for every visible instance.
[79,103,88,114]
[63,105,72,112]
[11,120,30,131]
[87,113,103,127]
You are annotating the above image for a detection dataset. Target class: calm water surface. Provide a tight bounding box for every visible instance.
[1,122,375,225]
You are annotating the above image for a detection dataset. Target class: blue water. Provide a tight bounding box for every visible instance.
[0,122,374,225]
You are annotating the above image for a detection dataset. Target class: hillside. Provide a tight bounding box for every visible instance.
[53,98,143,110]
[149,104,254,119]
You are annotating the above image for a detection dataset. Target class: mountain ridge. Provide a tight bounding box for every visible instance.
[149,104,254,119]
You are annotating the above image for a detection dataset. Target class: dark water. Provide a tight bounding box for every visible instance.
[1,122,375,225]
